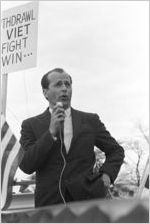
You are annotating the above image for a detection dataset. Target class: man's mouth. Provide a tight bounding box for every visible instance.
[60,95,68,101]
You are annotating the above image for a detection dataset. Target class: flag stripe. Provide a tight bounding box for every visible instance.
[1,128,13,157]
[1,135,16,187]
[1,142,23,209]
[1,121,9,140]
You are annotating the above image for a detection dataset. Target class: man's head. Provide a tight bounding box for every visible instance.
[41,68,72,110]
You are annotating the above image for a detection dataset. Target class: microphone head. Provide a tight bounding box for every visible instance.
[56,102,63,107]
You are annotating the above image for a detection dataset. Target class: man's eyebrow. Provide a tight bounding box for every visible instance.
[53,80,61,86]
[54,79,70,83]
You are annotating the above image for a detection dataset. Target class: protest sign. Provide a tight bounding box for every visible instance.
[1,1,39,74]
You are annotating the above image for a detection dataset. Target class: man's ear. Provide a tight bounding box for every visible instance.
[43,88,48,100]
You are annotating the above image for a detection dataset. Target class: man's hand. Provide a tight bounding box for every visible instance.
[49,103,65,137]
[101,173,111,188]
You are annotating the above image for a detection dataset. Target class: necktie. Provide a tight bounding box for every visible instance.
[64,113,73,153]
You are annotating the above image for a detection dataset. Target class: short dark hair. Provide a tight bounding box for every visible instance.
[41,68,72,89]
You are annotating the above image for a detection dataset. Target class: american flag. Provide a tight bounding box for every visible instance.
[1,115,24,210]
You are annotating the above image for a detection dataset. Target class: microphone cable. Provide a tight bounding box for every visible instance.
[58,129,67,206]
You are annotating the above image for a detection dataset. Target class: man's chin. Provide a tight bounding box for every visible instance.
[62,101,70,109]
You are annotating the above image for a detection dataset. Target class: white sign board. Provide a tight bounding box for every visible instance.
[1,1,39,74]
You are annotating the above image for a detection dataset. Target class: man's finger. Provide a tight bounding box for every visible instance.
[57,113,65,119]
[53,106,64,113]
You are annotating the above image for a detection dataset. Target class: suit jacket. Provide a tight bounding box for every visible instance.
[19,108,124,207]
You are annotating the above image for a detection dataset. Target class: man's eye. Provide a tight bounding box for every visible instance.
[55,82,62,87]
[65,81,71,87]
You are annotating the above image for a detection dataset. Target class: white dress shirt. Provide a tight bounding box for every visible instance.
[64,107,73,153]
[49,107,73,153]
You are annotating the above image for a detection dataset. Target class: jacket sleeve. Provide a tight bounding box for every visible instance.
[94,114,125,183]
[19,119,55,174]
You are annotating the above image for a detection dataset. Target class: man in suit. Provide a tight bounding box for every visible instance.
[19,68,124,207]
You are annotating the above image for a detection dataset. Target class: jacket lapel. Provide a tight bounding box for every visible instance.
[69,108,82,150]
[38,108,51,134]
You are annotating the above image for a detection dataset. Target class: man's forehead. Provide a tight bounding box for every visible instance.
[48,71,70,82]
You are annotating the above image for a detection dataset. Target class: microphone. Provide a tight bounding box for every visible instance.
[56,102,64,137]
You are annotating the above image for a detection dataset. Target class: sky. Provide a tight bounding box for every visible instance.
[1,1,149,141]
[1,0,149,181]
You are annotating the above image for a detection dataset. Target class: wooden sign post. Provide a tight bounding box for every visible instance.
[1,73,8,116]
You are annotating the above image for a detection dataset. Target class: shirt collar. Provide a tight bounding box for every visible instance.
[65,107,71,117]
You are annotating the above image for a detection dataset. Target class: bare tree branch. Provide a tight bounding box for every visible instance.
[138,124,149,144]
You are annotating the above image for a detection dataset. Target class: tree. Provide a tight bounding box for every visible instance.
[120,139,146,187]
[118,123,149,187]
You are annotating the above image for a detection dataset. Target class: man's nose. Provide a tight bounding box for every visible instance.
[61,83,67,91]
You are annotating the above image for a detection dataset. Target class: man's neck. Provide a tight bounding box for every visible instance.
[49,103,70,111]
[49,105,71,114]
